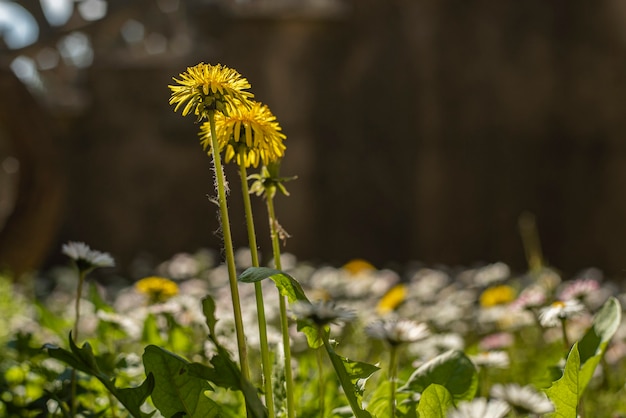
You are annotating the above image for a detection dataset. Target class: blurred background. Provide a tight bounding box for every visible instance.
[1,0,626,281]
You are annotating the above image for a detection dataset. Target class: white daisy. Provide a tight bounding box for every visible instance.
[448,398,510,418]
[290,301,356,326]
[62,241,115,271]
[538,299,585,327]
[490,383,554,415]
[470,350,510,369]
[365,318,430,346]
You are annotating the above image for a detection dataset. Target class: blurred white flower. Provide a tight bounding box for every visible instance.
[290,301,356,326]
[448,397,510,418]
[558,278,600,301]
[490,383,554,415]
[62,241,115,271]
[470,350,510,369]
[365,318,430,345]
[538,299,585,327]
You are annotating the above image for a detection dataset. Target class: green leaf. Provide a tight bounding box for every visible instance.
[416,384,453,418]
[201,296,218,338]
[578,296,621,390]
[545,297,622,417]
[545,343,580,418]
[45,335,155,417]
[339,355,380,396]
[399,350,478,403]
[143,345,221,418]
[324,341,374,418]
[237,267,323,348]
[238,267,307,302]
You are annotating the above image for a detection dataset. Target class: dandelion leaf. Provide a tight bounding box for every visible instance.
[143,345,221,418]
[399,350,477,403]
[237,267,323,348]
[545,342,581,418]
[415,384,453,418]
[324,346,374,418]
[238,267,307,302]
[45,334,155,417]
[546,297,621,417]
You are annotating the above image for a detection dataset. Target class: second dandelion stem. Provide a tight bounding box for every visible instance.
[238,162,275,417]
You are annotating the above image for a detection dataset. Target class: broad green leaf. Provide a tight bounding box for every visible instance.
[545,297,621,417]
[416,384,453,418]
[45,335,155,417]
[545,343,580,418]
[399,350,478,403]
[578,296,621,391]
[143,345,221,418]
[365,379,392,418]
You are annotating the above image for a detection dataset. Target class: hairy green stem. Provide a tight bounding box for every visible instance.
[238,162,275,417]
[207,111,250,381]
[266,194,296,418]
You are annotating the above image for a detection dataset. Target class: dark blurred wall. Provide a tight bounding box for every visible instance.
[3,0,626,279]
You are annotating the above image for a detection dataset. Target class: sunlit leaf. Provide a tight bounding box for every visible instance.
[416,384,453,418]
[400,350,478,403]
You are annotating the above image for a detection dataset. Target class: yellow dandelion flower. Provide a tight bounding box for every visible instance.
[377,284,407,315]
[199,101,286,168]
[135,276,179,304]
[168,62,254,120]
[480,285,516,308]
[342,259,376,276]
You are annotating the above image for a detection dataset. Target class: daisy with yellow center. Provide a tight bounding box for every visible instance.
[135,276,179,304]
[168,62,253,120]
[199,101,286,168]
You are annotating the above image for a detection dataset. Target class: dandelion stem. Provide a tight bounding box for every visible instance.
[388,345,398,418]
[266,194,296,418]
[207,111,250,382]
[238,162,275,417]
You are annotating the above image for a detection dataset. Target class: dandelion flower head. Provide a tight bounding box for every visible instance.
[199,101,286,168]
[135,276,179,304]
[169,62,253,120]
[479,285,516,308]
[377,284,407,315]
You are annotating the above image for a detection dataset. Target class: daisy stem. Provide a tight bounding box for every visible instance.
[71,268,87,416]
[317,345,326,418]
[266,194,296,418]
[207,111,250,382]
[238,162,275,417]
[388,345,398,418]
[560,317,570,351]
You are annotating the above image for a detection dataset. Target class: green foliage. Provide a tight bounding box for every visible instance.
[45,335,155,417]
[415,384,453,418]
[142,345,220,418]
[400,350,478,403]
[545,296,622,417]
